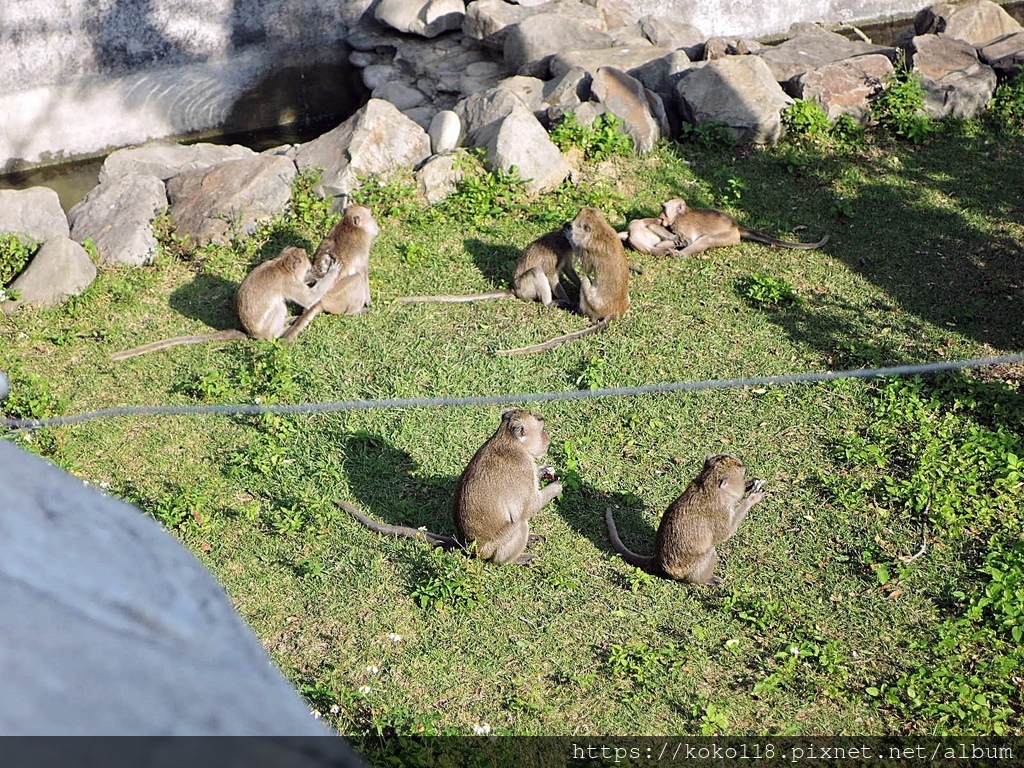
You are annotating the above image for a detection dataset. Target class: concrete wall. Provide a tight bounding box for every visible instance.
[0,0,373,172]
[0,0,1004,172]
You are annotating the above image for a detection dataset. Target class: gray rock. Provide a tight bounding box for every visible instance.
[2,237,96,313]
[791,54,894,123]
[457,60,507,99]
[373,81,429,111]
[592,66,665,152]
[168,154,296,247]
[674,55,794,145]
[429,110,464,153]
[361,64,403,92]
[504,13,614,77]
[465,0,607,50]
[98,140,255,185]
[455,88,526,146]
[0,440,362,742]
[976,31,1024,76]
[639,15,705,59]
[629,51,694,100]
[416,152,464,203]
[374,0,466,39]
[495,75,547,113]
[915,0,1023,44]
[703,36,764,60]
[68,173,167,266]
[548,46,677,83]
[757,23,895,85]
[294,99,431,205]
[480,102,571,194]
[0,188,69,245]
[403,106,438,130]
[571,101,609,127]
[542,66,593,109]
[906,33,997,119]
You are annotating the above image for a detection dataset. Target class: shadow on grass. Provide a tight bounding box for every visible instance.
[463,237,520,290]
[167,273,238,330]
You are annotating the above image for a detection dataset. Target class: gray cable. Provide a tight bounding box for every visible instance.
[2,352,1021,431]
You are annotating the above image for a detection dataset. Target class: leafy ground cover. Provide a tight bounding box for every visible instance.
[2,70,1023,753]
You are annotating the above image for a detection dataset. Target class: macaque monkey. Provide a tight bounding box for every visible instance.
[619,217,687,257]
[397,230,580,308]
[497,207,630,356]
[605,454,765,585]
[659,198,828,257]
[341,409,562,565]
[281,204,379,343]
[109,247,341,360]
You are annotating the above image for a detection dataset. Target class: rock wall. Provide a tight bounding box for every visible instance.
[0,0,1016,173]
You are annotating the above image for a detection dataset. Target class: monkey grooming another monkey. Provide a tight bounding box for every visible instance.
[619,217,687,257]
[281,204,379,343]
[659,198,828,258]
[397,230,579,308]
[109,246,342,360]
[497,207,630,356]
[342,409,562,565]
[605,454,765,585]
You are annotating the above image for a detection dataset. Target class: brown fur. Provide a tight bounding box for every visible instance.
[605,454,765,585]
[496,207,630,356]
[342,409,562,565]
[109,246,340,360]
[659,198,828,257]
[397,230,579,307]
[619,217,686,257]
[281,204,378,342]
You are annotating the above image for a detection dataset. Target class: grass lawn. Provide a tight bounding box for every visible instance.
[2,91,1022,753]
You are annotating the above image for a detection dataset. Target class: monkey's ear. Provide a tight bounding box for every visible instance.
[512,424,526,439]
[352,213,362,227]
[500,408,516,420]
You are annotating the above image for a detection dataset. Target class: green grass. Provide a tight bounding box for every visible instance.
[2,103,1023,751]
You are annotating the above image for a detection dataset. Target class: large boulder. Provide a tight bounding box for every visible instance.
[294,100,431,206]
[591,66,667,153]
[0,440,362,746]
[915,0,1023,44]
[68,173,168,266]
[464,0,607,50]
[906,34,997,119]
[0,187,69,245]
[757,23,895,86]
[638,15,705,59]
[976,31,1024,76]
[504,13,613,77]
[98,141,256,185]
[1,237,96,313]
[790,54,895,123]
[168,154,296,247]
[375,0,466,39]
[674,56,794,145]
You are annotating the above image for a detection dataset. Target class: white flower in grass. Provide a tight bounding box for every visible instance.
[358,685,372,695]
[472,721,491,736]
[366,665,380,675]
[387,632,403,643]
[329,705,340,714]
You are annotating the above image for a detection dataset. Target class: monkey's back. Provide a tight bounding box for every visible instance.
[653,483,718,578]
[513,230,571,283]
[451,441,536,545]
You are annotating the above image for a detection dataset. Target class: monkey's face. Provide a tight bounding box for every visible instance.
[503,409,551,458]
[659,199,685,226]
[346,205,380,238]
[567,208,601,251]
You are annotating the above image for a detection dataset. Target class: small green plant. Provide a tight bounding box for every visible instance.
[353,170,420,219]
[830,113,866,144]
[872,69,935,141]
[549,112,633,160]
[288,168,334,231]
[696,701,731,735]
[0,233,34,286]
[410,547,485,610]
[440,149,528,226]
[678,120,735,147]
[737,274,803,306]
[987,68,1024,135]
[783,99,831,137]
[575,351,616,390]
[724,176,746,202]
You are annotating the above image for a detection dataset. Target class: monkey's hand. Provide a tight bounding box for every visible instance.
[538,465,558,483]
[745,478,766,502]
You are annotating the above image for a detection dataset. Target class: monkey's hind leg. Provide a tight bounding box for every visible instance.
[666,547,722,585]
[479,522,534,565]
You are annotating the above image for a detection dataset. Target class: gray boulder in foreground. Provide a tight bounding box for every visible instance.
[0,440,361,750]
[68,172,168,265]
[1,237,96,313]
[0,187,69,245]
